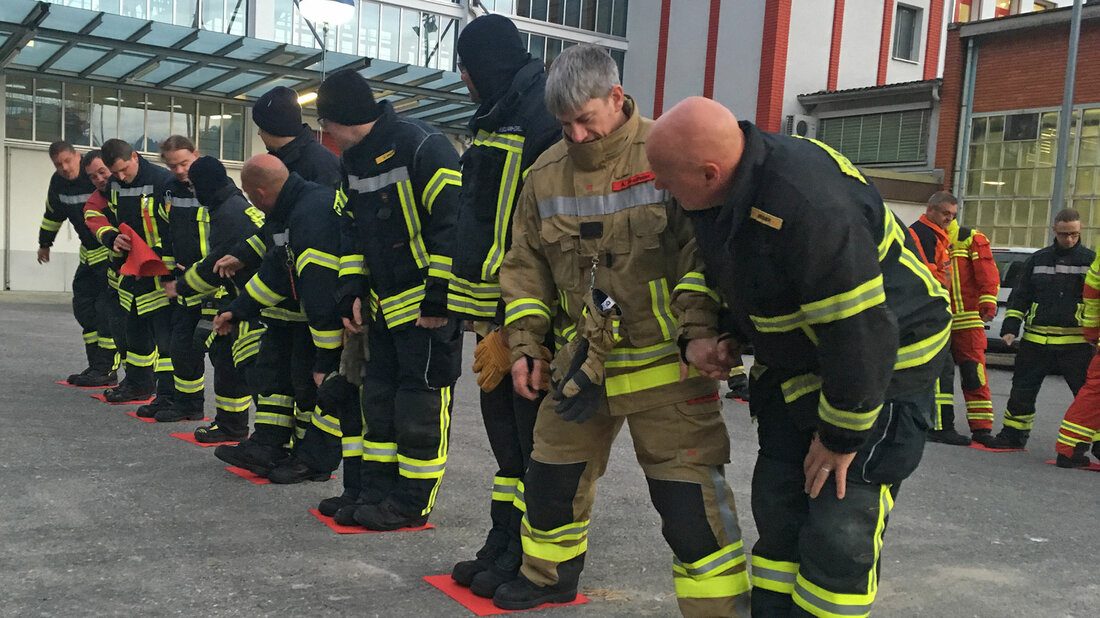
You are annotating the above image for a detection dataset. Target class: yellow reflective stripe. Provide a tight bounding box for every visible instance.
[1021,332,1087,345]
[79,246,111,265]
[482,149,522,281]
[750,309,805,333]
[513,480,527,512]
[878,211,906,262]
[801,275,885,325]
[215,395,251,412]
[174,376,204,393]
[473,129,524,153]
[295,248,340,275]
[260,307,308,322]
[894,324,950,370]
[184,266,220,295]
[978,294,998,305]
[1004,309,1025,320]
[82,331,99,344]
[255,412,295,428]
[751,556,798,595]
[257,394,294,408]
[1026,324,1084,335]
[649,278,677,340]
[397,453,447,479]
[797,136,867,184]
[311,407,343,437]
[422,167,461,213]
[140,195,161,248]
[521,533,587,563]
[196,206,210,259]
[447,276,500,318]
[96,225,120,244]
[245,276,286,307]
[379,284,426,327]
[428,254,453,280]
[605,362,698,397]
[154,357,173,373]
[98,336,117,350]
[309,326,343,350]
[117,288,134,310]
[605,341,679,368]
[126,351,156,367]
[342,436,364,457]
[362,440,399,462]
[819,394,881,432]
[245,234,266,258]
[524,519,589,543]
[674,271,722,303]
[422,386,452,514]
[504,298,551,324]
[338,253,367,277]
[672,541,747,578]
[674,572,752,600]
[40,217,63,232]
[780,372,822,404]
[492,476,520,502]
[396,179,430,269]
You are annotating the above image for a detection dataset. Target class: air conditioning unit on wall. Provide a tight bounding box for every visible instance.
[784,114,817,138]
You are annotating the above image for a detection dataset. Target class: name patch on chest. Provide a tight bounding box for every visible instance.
[750,207,783,230]
[375,150,395,164]
[612,171,655,192]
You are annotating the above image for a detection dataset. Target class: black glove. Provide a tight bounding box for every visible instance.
[337,294,357,321]
[552,338,604,424]
[316,372,358,417]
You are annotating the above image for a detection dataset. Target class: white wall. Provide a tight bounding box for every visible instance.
[783,0,834,118]
[622,0,662,116]
[837,0,885,90]
[658,0,711,110]
[713,0,765,122]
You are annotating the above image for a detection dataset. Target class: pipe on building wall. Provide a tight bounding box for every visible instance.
[1050,0,1083,227]
[953,37,978,214]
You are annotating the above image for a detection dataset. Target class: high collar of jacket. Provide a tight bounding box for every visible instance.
[469,58,544,132]
[688,120,769,245]
[273,124,317,162]
[270,172,307,225]
[200,179,241,211]
[344,101,397,161]
[918,214,950,242]
[118,154,154,188]
[566,96,639,172]
[1054,240,1081,257]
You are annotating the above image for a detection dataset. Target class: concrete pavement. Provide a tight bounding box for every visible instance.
[1,292,1097,617]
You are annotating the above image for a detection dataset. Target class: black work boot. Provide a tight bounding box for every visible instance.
[319,457,363,517]
[71,368,118,387]
[971,428,995,447]
[1092,441,1100,462]
[214,439,289,477]
[492,555,584,610]
[155,395,204,422]
[67,366,93,384]
[725,374,750,401]
[268,456,331,484]
[988,427,1029,450]
[1056,444,1092,469]
[194,422,246,444]
[103,380,154,403]
[353,499,428,531]
[470,540,522,598]
[927,428,971,446]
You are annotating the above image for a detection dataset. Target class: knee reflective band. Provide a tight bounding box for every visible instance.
[311,407,343,437]
[751,556,798,595]
[1058,420,1097,449]
[154,356,174,374]
[965,400,994,423]
[215,395,251,413]
[958,360,984,390]
[363,440,398,463]
[521,517,590,563]
[127,350,156,368]
[256,394,295,428]
[82,331,100,345]
[672,544,751,600]
[404,387,453,515]
[493,475,520,503]
[520,460,588,564]
[342,435,364,458]
[1004,409,1036,431]
[175,375,204,394]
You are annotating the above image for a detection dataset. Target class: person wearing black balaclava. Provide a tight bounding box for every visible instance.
[168,155,262,439]
[446,14,561,599]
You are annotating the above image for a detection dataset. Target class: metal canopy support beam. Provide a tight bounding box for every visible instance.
[295,52,324,69]
[366,77,470,103]
[404,70,445,88]
[0,2,50,70]
[171,30,201,49]
[78,21,154,78]
[371,65,410,82]
[212,36,246,57]
[38,10,104,72]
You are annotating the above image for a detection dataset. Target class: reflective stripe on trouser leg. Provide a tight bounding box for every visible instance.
[520,395,619,588]
[952,328,994,431]
[792,485,894,618]
[933,353,955,431]
[394,386,453,516]
[1056,352,1100,457]
[1002,340,1053,431]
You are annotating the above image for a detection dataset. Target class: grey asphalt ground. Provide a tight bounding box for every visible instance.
[2,292,1098,617]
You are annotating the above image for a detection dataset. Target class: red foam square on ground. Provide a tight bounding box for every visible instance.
[124,410,157,423]
[91,392,155,405]
[968,442,1027,453]
[170,432,238,447]
[308,509,435,534]
[55,380,114,390]
[226,466,270,484]
[1044,459,1100,471]
[422,574,588,616]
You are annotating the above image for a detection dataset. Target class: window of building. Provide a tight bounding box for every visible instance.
[994,0,1011,18]
[817,110,929,165]
[954,0,975,23]
[892,4,922,62]
[517,0,627,37]
[45,0,240,32]
[5,74,34,141]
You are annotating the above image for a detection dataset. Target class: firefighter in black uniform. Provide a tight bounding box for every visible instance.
[446,15,561,596]
[39,141,117,386]
[992,208,1096,449]
[649,97,951,617]
[98,139,175,405]
[319,69,463,531]
[213,154,344,483]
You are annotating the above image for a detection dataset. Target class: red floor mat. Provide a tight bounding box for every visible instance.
[422,574,588,616]
[968,442,1027,453]
[170,432,238,447]
[226,466,270,484]
[91,392,154,405]
[309,509,435,534]
[124,411,156,423]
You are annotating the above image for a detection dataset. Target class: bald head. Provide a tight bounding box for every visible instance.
[241,153,290,212]
[648,96,745,211]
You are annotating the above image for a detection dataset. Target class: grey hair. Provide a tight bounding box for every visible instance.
[545,44,620,117]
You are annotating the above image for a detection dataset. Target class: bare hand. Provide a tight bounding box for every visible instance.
[803,435,858,499]
[1001,333,1016,346]
[163,279,178,299]
[416,313,449,329]
[213,255,243,278]
[313,372,325,387]
[213,311,235,336]
[342,297,364,334]
[511,356,548,401]
[37,247,50,264]
[113,234,132,252]
[681,337,736,381]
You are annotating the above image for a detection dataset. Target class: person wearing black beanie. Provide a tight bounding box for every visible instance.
[249,85,341,190]
[446,13,562,601]
[252,86,302,138]
[456,14,530,106]
[316,68,381,127]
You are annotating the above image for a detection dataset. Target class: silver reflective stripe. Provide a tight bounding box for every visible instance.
[1032,265,1089,275]
[492,482,517,496]
[753,565,797,586]
[169,196,202,209]
[527,521,588,541]
[793,578,872,616]
[364,446,397,457]
[606,341,678,365]
[399,460,446,475]
[537,183,669,219]
[58,192,93,205]
[710,467,742,544]
[112,184,155,196]
[348,167,410,193]
[780,373,823,404]
[673,543,745,576]
[311,409,341,434]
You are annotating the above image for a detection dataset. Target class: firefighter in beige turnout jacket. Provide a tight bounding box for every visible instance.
[495,45,749,617]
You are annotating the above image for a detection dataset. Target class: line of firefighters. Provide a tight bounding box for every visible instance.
[34,14,1099,618]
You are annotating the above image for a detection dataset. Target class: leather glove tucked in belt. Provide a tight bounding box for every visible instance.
[340,330,369,386]
[552,289,620,424]
[472,328,512,392]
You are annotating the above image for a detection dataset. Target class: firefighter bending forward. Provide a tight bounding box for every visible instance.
[497,45,750,616]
